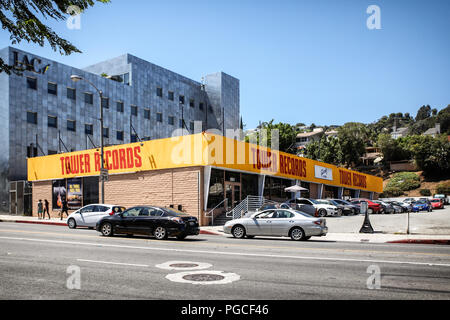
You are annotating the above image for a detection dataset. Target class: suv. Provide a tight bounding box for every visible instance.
[296,198,340,217]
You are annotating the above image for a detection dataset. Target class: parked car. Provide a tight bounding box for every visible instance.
[67,204,126,229]
[411,200,433,212]
[385,200,411,213]
[295,198,340,217]
[403,198,415,204]
[283,199,317,216]
[224,208,328,241]
[96,206,200,240]
[430,198,444,209]
[372,200,395,214]
[384,201,403,213]
[330,199,360,214]
[351,199,382,214]
[324,199,356,215]
[434,194,448,205]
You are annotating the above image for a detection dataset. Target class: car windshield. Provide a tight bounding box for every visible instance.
[163,208,190,217]
[430,199,439,203]
[308,199,319,204]
[328,200,340,206]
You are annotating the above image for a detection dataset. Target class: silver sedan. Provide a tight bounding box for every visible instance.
[223,208,328,241]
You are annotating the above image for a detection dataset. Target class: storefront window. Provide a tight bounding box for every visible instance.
[241,173,258,199]
[67,178,82,210]
[263,176,293,202]
[52,180,66,210]
[207,169,225,209]
[225,171,240,183]
[324,185,339,199]
[83,177,99,206]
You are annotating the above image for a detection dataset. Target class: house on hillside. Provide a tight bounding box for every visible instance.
[391,126,409,139]
[423,123,441,138]
[361,147,383,166]
[295,128,324,150]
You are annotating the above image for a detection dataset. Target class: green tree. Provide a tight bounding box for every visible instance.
[406,135,450,177]
[377,134,411,162]
[0,0,110,74]
[337,123,368,167]
[437,105,450,134]
[416,105,432,121]
[245,120,297,154]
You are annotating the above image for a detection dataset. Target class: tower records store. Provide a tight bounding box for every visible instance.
[28,133,383,226]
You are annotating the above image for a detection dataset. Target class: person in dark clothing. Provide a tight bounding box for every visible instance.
[60,198,69,220]
[43,199,50,220]
[37,200,43,219]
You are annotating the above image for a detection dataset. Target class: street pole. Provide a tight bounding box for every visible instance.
[99,90,105,204]
[407,210,410,235]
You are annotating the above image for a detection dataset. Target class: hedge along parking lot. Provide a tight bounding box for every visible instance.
[382,172,421,197]
[323,205,450,234]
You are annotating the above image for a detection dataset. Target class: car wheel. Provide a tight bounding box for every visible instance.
[231,225,246,239]
[337,209,342,217]
[290,227,305,241]
[100,222,113,237]
[368,208,374,214]
[318,209,327,217]
[67,218,77,229]
[154,226,168,240]
[176,234,187,240]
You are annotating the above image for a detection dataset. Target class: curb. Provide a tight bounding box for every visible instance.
[387,239,450,245]
[0,219,67,227]
[0,218,223,235]
[199,229,222,236]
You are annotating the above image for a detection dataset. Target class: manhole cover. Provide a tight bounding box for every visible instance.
[155,261,212,271]
[166,270,240,285]
[182,273,225,282]
[170,263,199,268]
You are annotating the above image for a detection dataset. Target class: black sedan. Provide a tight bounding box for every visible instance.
[96,206,200,240]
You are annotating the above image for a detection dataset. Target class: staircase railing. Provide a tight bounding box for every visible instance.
[205,198,227,226]
[226,196,281,220]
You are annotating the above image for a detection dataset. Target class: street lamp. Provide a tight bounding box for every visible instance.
[71,75,106,204]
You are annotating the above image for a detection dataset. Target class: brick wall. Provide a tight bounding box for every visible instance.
[309,183,319,199]
[100,166,204,224]
[32,180,68,218]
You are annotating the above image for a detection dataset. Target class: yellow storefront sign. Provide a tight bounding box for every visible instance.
[28,133,383,193]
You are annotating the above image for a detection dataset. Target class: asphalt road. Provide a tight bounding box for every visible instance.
[0,223,449,300]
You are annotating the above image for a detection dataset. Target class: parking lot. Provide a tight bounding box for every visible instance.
[324,205,450,235]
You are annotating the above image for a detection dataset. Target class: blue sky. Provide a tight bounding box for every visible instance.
[1,0,449,129]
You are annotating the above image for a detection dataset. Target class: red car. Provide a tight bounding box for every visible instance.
[430,199,444,209]
[351,199,382,214]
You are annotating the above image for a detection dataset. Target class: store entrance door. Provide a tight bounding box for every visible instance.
[225,182,241,211]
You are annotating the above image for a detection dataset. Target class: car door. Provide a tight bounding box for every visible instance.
[246,210,275,236]
[78,205,96,226]
[133,207,160,235]
[117,207,142,233]
[270,210,294,236]
[86,205,110,227]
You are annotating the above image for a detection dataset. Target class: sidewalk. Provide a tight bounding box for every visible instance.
[1,215,450,244]
[200,226,450,244]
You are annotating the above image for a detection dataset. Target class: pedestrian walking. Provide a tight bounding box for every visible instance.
[37,200,43,219]
[43,199,50,220]
[60,198,69,220]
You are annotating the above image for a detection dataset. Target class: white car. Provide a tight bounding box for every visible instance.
[67,204,126,229]
[295,198,340,217]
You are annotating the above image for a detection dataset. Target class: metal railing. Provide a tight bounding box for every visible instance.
[226,196,280,220]
[205,198,227,226]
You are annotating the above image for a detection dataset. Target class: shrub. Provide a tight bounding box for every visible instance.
[436,182,450,195]
[386,172,421,191]
[419,189,431,196]
[381,187,405,198]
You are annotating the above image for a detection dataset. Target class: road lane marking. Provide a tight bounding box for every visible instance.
[76,259,149,267]
[1,236,450,268]
[1,228,449,258]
